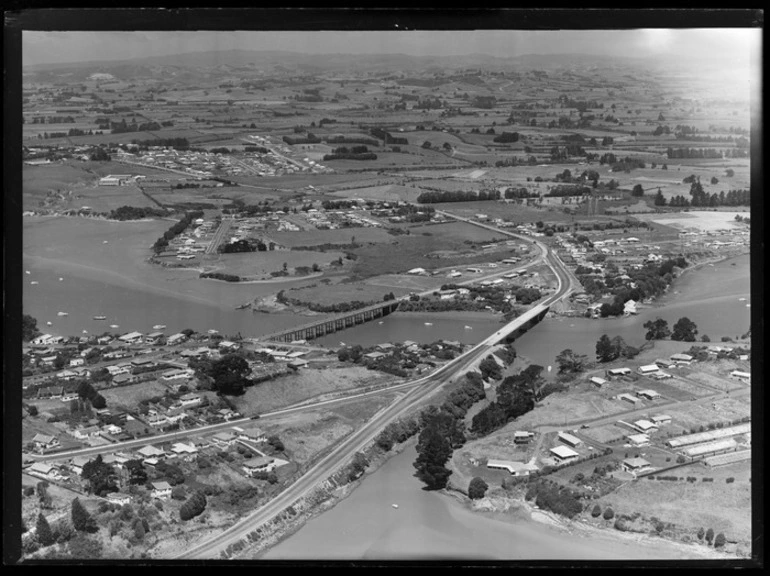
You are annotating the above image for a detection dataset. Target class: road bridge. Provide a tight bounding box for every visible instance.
[257,300,402,343]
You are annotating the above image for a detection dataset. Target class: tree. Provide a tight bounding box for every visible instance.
[180,491,207,521]
[209,353,251,396]
[697,527,705,540]
[591,504,602,518]
[653,188,667,206]
[267,435,285,452]
[422,141,432,149]
[603,507,615,520]
[596,334,618,362]
[22,314,41,341]
[714,532,726,548]
[36,513,55,547]
[705,527,715,545]
[468,477,489,500]
[555,349,589,374]
[672,317,698,342]
[701,334,711,342]
[124,459,148,486]
[631,184,645,197]
[643,318,671,341]
[71,497,97,533]
[81,455,118,496]
[413,419,453,490]
[91,394,107,410]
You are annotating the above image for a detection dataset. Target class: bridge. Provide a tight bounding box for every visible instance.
[257,300,402,343]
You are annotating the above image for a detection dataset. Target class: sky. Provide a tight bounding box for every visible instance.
[22,29,761,68]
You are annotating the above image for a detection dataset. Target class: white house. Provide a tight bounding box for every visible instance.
[638,364,661,375]
[590,376,608,387]
[730,370,751,380]
[106,492,132,506]
[151,481,172,499]
[242,456,276,476]
[633,419,658,433]
[179,392,202,406]
[627,433,651,447]
[550,445,580,462]
[119,331,144,344]
[32,433,60,451]
[623,299,638,315]
[487,459,539,477]
[622,457,652,476]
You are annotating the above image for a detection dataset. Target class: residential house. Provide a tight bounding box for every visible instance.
[32,433,60,451]
[622,457,652,476]
[638,364,661,376]
[105,492,132,506]
[486,459,539,477]
[137,445,166,461]
[145,332,165,345]
[170,442,198,460]
[623,300,638,315]
[162,368,193,381]
[558,432,582,448]
[70,455,90,476]
[636,389,662,401]
[550,445,580,463]
[627,433,650,447]
[606,367,631,378]
[633,420,658,434]
[179,392,202,407]
[68,357,85,368]
[513,431,533,444]
[590,376,607,388]
[242,456,277,476]
[237,428,267,444]
[150,481,172,499]
[166,333,187,346]
[28,462,61,480]
[616,393,641,406]
[211,431,238,447]
[650,415,672,426]
[670,353,694,364]
[118,331,144,344]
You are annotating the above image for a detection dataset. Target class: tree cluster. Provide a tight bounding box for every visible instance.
[179,491,207,521]
[525,481,583,519]
[471,365,543,436]
[417,189,502,203]
[595,334,639,363]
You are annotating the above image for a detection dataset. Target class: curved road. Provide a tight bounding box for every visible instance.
[178,216,576,559]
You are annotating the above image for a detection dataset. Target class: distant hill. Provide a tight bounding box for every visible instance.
[23,49,656,77]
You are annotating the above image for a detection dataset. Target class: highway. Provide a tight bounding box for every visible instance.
[178,214,577,559]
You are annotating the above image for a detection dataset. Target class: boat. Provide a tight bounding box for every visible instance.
[153,325,167,330]
[208,329,219,335]
[58,277,64,281]
[739,298,747,302]
[103,240,109,244]
[392,504,399,509]
[30,281,38,285]
[25,270,31,275]
[82,330,88,334]
[378,321,384,325]
[110,324,120,329]
[464,325,473,330]
[57,311,68,316]
[46,321,52,326]
[746,304,751,307]
[94,316,107,320]
[424,322,433,326]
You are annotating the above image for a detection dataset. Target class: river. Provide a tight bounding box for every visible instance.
[262,442,712,560]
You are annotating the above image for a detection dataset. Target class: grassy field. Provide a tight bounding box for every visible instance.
[328,184,424,203]
[229,365,399,414]
[280,278,413,307]
[206,249,345,279]
[598,459,751,547]
[406,221,506,243]
[632,211,751,233]
[349,233,519,279]
[269,227,394,248]
[98,380,173,412]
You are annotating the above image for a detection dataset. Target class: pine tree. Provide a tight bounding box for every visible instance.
[36,513,55,547]
[413,421,453,490]
[71,497,97,533]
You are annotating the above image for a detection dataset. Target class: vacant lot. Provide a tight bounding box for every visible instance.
[598,460,751,548]
[329,184,424,203]
[406,221,506,243]
[98,380,176,411]
[230,365,400,415]
[633,210,750,233]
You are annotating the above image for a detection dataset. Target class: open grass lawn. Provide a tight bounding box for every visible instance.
[348,233,519,279]
[281,278,412,306]
[208,249,345,279]
[98,380,172,412]
[23,162,99,207]
[67,184,158,213]
[599,460,751,546]
[328,184,424,203]
[407,221,504,242]
[269,227,394,248]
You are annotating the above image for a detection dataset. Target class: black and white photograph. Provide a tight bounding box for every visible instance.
[5,8,763,565]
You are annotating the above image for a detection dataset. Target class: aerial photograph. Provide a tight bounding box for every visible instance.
[11,12,760,564]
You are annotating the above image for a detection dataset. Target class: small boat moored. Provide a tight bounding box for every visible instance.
[392,504,399,509]
[94,316,107,320]
[153,325,167,330]
[30,281,39,285]
[424,322,433,326]
[57,311,68,316]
